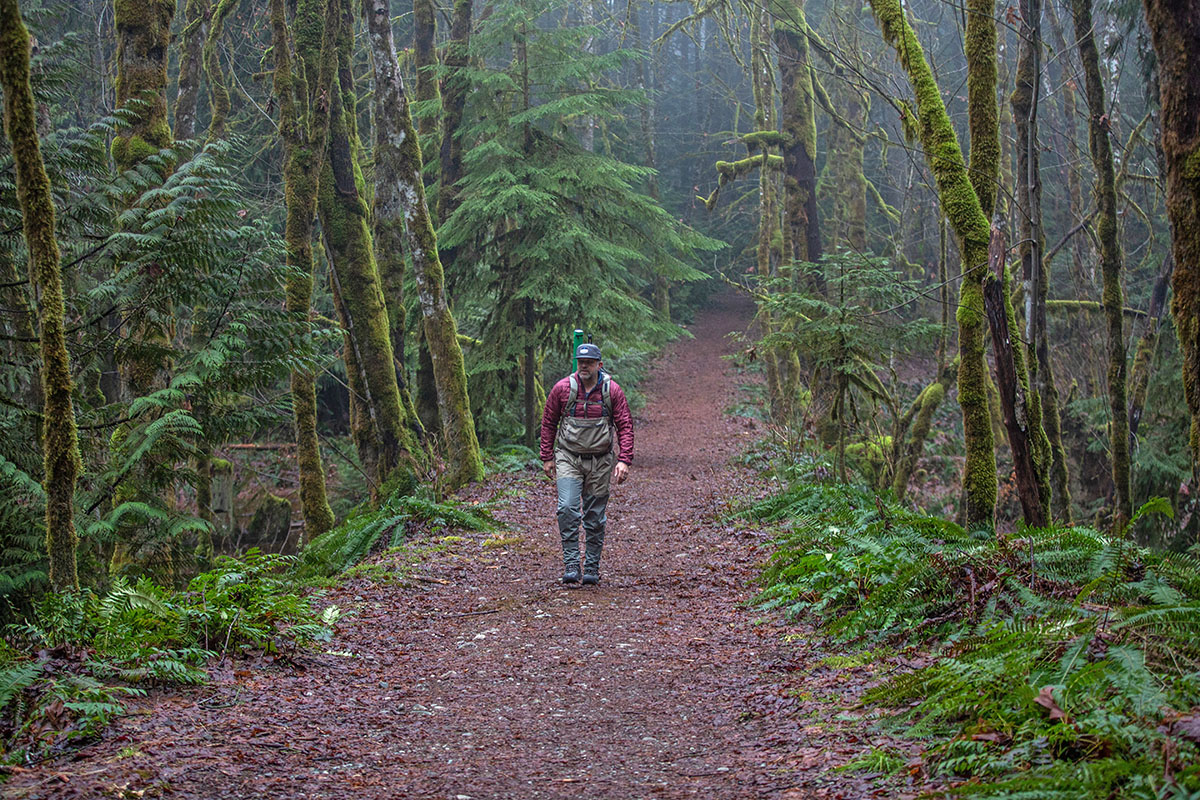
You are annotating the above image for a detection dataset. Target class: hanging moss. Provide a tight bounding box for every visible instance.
[868,0,997,528]
[0,0,83,591]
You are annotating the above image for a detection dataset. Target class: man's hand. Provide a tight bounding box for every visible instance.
[613,461,630,485]
[542,460,555,480]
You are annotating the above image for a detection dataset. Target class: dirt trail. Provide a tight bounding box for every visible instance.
[5,292,906,800]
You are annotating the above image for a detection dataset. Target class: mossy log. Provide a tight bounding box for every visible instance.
[1140,0,1200,477]
[702,155,783,211]
[0,0,82,591]
[271,0,337,539]
[868,0,997,528]
[892,361,957,500]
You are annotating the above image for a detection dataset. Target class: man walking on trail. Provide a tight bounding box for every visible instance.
[540,343,633,585]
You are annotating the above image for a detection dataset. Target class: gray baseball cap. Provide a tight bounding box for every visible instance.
[575,343,602,360]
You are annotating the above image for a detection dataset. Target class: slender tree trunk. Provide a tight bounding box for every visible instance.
[1140,0,1200,478]
[174,0,209,141]
[1128,253,1174,444]
[367,0,483,489]
[272,0,338,538]
[747,1,784,420]
[203,0,235,142]
[983,226,1050,527]
[414,0,438,146]
[1071,0,1132,527]
[868,0,998,528]
[630,0,670,318]
[1013,0,1071,521]
[437,0,474,224]
[0,0,83,591]
[772,0,821,271]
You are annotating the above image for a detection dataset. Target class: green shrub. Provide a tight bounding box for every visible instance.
[299,487,498,577]
[1,551,333,761]
[752,483,1200,796]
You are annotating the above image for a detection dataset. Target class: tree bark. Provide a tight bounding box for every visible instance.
[1071,0,1132,528]
[1140,0,1200,478]
[0,0,83,591]
[868,0,998,528]
[203,0,237,142]
[1012,0,1070,521]
[966,0,999,219]
[271,0,338,538]
[1128,253,1174,443]
[414,0,439,145]
[436,0,474,225]
[983,226,1049,527]
[315,0,423,495]
[113,0,174,169]
[174,0,209,141]
[771,0,821,271]
[366,0,483,489]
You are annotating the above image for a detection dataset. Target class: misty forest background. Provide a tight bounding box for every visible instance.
[2,0,1200,790]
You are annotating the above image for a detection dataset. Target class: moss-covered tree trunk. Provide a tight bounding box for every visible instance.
[309,0,424,495]
[203,0,239,142]
[436,0,473,225]
[413,0,439,145]
[1071,0,1132,527]
[1128,254,1174,444]
[1012,0,1071,521]
[271,0,337,538]
[749,1,786,421]
[868,0,997,528]
[771,0,821,272]
[0,0,83,591]
[364,0,426,447]
[1140,0,1200,478]
[366,0,482,490]
[174,0,209,141]
[112,0,174,169]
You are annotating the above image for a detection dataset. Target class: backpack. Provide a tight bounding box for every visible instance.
[555,373,614,455]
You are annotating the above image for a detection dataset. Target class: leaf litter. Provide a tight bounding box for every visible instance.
[2,292,935,799]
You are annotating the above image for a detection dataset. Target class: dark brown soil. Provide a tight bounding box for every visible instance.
[4,291,927,800]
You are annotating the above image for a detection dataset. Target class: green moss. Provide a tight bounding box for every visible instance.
[1,0,82,590]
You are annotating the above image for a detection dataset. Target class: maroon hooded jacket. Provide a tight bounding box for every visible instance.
[539,371,634,464]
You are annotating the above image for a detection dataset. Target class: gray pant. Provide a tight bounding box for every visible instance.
[555,450,614,574]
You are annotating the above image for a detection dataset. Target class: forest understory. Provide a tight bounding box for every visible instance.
[0,292,937,799]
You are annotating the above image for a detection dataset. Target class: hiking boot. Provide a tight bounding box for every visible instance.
[562,569,581,584]
[581,571,600,586]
